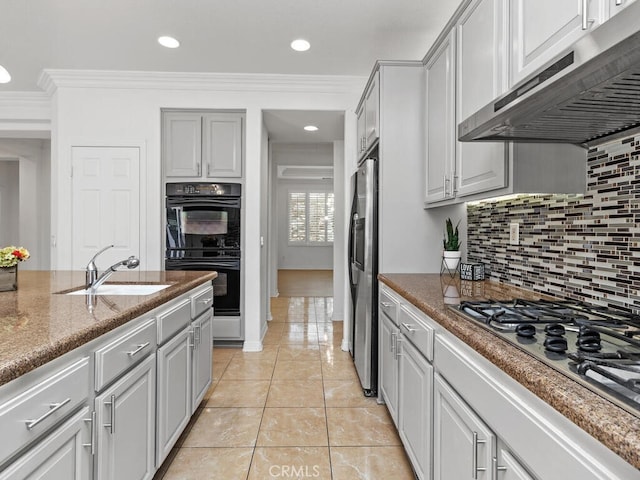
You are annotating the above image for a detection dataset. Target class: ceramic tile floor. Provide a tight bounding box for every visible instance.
[154,295,416,480]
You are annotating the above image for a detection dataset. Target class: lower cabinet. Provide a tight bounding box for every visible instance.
[379,311,399,424]
[95,354,156,480]
[398,335,433,480]
[0,407,93,480]
[156,327,191,468]
[191,309,213,412]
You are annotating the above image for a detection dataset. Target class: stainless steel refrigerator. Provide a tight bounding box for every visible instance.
[348,152,378,396]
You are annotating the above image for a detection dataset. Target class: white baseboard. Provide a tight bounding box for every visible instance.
[242,340,263,352]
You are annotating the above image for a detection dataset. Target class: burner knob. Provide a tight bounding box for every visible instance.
[515,324,536,338]
[544,323,566,337]
[544,336,568,353]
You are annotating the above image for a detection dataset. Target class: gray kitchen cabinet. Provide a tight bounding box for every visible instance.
[356,70,380,159]
[191,308,213,413]
[434,373,495,480]
[398,329,433,480]
[156,326,191,468]
[455,0,508,198]
[424,30,455,204]
[378,286,400,425]
[0,407,93,480]
[509,0,606,86]
[95,354,156,480]
[163,110,244,179]
[162,112,202,177]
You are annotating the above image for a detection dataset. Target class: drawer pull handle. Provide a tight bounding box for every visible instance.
[381,302,393,308]
[83,410,96,455]
[390,332,397,353]
[401,322,417,333]
[472,431,487,479]
[199,297,213,305]
[127,342,150,357]
[492,457,507,477]
[189,329,195,349]
[25,398,71,430]
[104,394,116,434]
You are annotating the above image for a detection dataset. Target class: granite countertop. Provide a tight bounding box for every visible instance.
[379,273,640,470]
[0,270,217,387]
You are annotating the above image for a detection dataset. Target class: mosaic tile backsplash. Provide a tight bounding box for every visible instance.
[467,135,640,312]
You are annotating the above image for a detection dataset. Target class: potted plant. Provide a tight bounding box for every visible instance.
[442,218,461,271]
[0,246,30,291]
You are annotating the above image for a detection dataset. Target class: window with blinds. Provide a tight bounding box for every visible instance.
[288,190,334,245]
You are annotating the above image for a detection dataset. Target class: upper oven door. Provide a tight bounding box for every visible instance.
[166,196,241,260]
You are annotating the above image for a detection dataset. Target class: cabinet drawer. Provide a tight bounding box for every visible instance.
[95,318,156,392]
[398,305,434,362]
[157,298,190,345]
[379,287,399,326]
[191,286,213,319]
[0,357,89,466]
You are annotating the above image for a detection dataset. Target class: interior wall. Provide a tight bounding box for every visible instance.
[0,161,19,248]
[467,134,639,311]
[0,139,51,270]
[273,143,334,270]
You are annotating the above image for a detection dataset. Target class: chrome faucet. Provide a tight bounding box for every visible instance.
[85,245,140,290]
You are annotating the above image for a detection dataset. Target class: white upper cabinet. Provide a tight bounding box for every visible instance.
[510,0,607,86]
[163,111,244,179]
[356,71,380,158]
[424,30,456,204]
[456,0,508,198]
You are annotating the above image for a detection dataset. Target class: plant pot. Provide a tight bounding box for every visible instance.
[442,250,461,271]
[0,265,18,292]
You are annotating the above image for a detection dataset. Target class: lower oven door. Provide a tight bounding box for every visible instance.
[165,258,241,316]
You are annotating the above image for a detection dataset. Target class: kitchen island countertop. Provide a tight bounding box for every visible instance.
[379,273,640,470]
[0,270,217,387]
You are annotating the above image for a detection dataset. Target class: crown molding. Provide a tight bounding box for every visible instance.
[37,69,368,96]
[0,92,52,128]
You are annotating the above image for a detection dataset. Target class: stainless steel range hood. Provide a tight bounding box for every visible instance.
[458,2,640,147]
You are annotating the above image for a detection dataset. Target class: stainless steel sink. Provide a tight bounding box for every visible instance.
[65,284,171,296]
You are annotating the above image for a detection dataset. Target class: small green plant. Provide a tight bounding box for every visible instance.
[443,218,461,251]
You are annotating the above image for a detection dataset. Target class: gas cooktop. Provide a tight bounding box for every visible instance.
[451,299,640,417]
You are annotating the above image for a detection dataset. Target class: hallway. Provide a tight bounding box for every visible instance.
[154,272,415,479]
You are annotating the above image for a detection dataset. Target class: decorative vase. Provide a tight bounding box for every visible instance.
[0,265,18,292]
[442,250,461,271]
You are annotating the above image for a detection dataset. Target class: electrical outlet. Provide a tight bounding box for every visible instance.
[509,222,520,246]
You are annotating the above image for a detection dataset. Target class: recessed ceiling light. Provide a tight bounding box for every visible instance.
[304,125,319,132]
[291,39,311,52]
[158,36,180,49]
[0,65,11,84]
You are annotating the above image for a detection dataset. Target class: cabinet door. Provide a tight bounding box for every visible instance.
[510,0,606,85]
[156,327,191,468]
[496,441,536,480]
[191,310,213,412]
[364,72,380,149]
[456,0,507,197]
[95,354,156,480]
[163,112,202,177]
[0,407,92,480]
[609,0,636,16]
[434,373,494,480]
[425,31,456,203]
[356,104,366,156]
[202,114,243,178]
[379,313,399,426]
[398,337,433,480]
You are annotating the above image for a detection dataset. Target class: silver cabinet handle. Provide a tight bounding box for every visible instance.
[394,337,402,360]
[453,174,459,195]
[381,302,393,308]
[127,342,150,357]
[104,394,116,434]
[401,322,417,333]
[195,324,201,346]
[188,329,195,349]
[25,398,71,430]
[492,457,507,477]
[616,0,623,4]
[199,297,213,305]
[443,174,449,197]
[472,431,487,479]
[83,410,96,455]
[390,332,397,353]
[197,163,201,177]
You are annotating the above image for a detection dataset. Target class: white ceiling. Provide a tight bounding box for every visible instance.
[0,0,462,142]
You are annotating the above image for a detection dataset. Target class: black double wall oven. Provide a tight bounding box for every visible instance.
[165,182,241,317]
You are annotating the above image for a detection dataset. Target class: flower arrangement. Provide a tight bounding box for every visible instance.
[0,246,30,268]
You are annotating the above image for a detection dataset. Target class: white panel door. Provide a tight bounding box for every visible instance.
[71,146,140,270]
